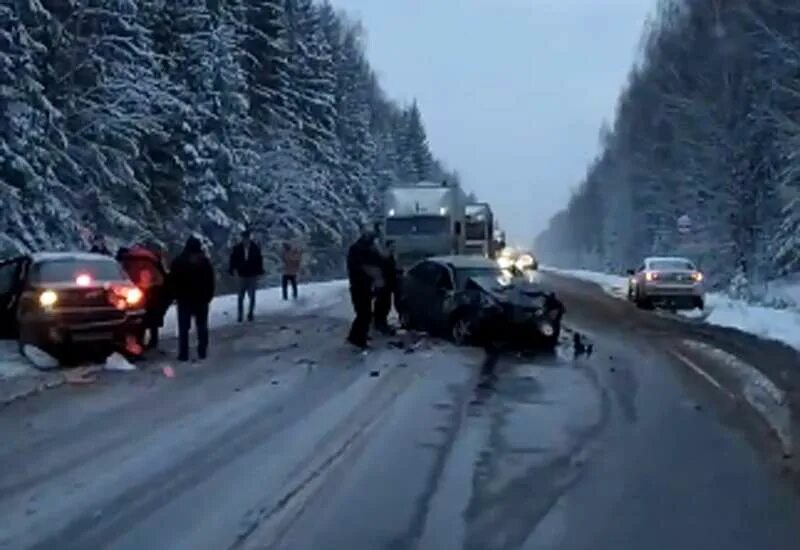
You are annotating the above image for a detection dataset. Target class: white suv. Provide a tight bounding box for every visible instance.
[627,256,704,310]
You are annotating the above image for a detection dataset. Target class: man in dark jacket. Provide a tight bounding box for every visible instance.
[169,236,215,361]
[373,239,398,335]
[346,230,382,349]
[90,234,111,255]
[229,229,264,322]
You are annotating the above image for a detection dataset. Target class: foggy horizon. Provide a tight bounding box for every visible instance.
[330,0,656,244]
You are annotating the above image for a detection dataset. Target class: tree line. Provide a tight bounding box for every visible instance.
[1,0,456,274]
[535,0,800,295]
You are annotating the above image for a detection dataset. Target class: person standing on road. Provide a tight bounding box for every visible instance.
[373,239,397,335]
[281,242,302,300]
[90,234,111,255]
[346,230,382,349]
[168,236,215,362]
[229,229,264,322]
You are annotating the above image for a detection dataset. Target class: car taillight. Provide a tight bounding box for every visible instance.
[645,271,658,281]
[39,290,58,307]
[692,271,703,282]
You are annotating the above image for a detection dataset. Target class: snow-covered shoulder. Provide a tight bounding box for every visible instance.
[546,266,800,352]
[162,279,349,335]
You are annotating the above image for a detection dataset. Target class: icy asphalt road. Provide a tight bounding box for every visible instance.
[1,274,800,550]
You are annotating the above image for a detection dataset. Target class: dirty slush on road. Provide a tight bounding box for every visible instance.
[2,279,800,550]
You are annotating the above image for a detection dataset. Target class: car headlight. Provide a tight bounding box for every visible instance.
[516,254,534,269]
[39,290,58,308]
[538,321,554,337]
[497,256,513,269]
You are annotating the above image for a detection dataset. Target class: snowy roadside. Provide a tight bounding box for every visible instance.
[0,279,349,385]
[545,267,800,352]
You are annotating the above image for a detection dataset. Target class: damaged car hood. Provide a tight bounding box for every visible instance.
[467,276,559,308]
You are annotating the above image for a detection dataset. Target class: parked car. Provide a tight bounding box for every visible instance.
[0,252,146,360]
[627,256,705,310]
[396,255,565,349]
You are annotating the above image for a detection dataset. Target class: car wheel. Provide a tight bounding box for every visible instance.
[398,308,413,330]
[694,297,704,310]
[541,322,561,350]
[450,313,474,346]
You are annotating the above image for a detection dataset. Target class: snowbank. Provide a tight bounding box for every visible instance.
[546,267,800,352]
[0,279,350,379]
[162,279,349,336]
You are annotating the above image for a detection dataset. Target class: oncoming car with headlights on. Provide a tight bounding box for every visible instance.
[0,252,146,361]
[396,256,564,349]
[496,248,538,275]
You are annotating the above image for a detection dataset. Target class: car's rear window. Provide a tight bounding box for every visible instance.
[32,259,125,283]
[649,259,695,271]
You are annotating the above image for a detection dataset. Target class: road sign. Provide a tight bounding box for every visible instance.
[677,214,692,234]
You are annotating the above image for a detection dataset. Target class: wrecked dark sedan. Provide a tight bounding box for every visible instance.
[396,256,565,349]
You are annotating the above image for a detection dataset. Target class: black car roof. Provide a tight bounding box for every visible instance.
[426,255,499,269]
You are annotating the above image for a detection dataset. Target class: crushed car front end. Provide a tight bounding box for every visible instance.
[457,277,565,349]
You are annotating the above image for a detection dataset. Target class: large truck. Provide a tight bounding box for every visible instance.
[464,203,495,258]
[383,181,468,269]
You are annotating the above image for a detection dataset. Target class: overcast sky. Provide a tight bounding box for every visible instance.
[329,0,656,243]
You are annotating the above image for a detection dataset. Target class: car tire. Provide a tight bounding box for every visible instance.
[398,308,413,330]
[542,322,561,350]
[694,297,704,310]
[450,313,474,346]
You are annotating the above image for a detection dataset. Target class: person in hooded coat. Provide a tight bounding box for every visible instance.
[117,245,170,350]
[168,236,215,361]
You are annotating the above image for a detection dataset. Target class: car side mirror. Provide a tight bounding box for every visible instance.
[626,269,635,276]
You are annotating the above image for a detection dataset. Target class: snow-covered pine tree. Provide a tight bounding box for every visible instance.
[285,0,338,167]
[399,101,434,183]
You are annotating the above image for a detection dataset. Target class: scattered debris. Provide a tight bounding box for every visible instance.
[104,352,136,372]
[271,379,279,385]
[162,366,176,378]
[234,387,241,392]
[396,363,408,368]
[609,367,616,373]
[64,366,101,385]
[369,370,380,377]
[694,403,703,411]
[572,333,594,358]
[387,340,405,349]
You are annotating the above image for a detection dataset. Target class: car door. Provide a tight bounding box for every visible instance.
[0,257,28,338]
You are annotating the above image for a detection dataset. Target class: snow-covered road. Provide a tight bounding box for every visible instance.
[2,271,800,549]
